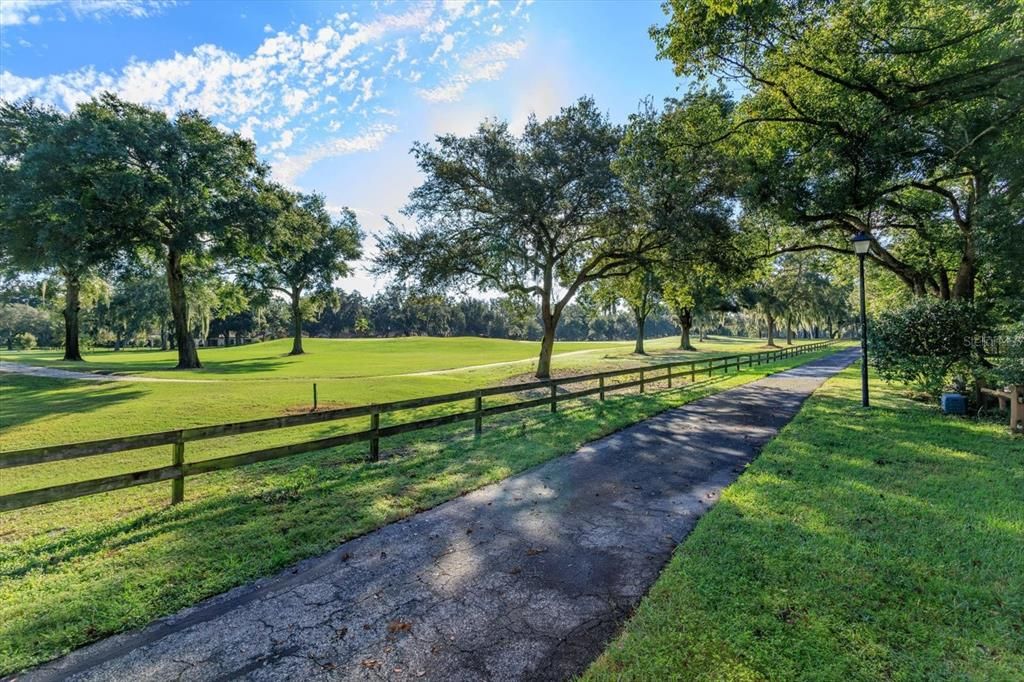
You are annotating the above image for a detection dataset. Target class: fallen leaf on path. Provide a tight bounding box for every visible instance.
[388,619,413,633]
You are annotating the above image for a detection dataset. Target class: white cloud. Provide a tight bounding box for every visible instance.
[1,0,177,26]
[6,1,529,186]
[274,124,398,184]
[430,33,456,62]
[417,39,526,103]
[282,88,310,115]
[443,0,468,19]
[268,129,294,152]
[1,1,51,25]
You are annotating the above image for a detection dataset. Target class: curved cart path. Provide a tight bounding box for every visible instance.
[0,361,215,383]
[21,349,857,682]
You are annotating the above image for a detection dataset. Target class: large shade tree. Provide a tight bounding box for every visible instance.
[595,266,660,355]
[654,0,1024,304]
[87,95,266,369]
[617,92,742,353]
[0,101,128,360]
[659,262,730,350]
[245,186,362,355]
[376,97,663,378]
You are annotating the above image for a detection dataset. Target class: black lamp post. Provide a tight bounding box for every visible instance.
[852,231,871,407]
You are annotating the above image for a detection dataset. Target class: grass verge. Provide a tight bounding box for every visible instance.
[0,349,835,675]
[584,365,1024,681]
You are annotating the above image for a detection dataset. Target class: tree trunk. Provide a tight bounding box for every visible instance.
[536,313,557,379]
[289,289,304,355]
[633,309,647,355]
[951,234,975,301]
[62,271,84,361]
[938,269,951,300]
[160,319,168,351]
[766,315,777,347]
[165,247,201,369]
[678,307,696,351]
[786,317,794,345]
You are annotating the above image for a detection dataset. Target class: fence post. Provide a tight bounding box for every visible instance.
[474,392,483,437]
[707,359,712,377]
[640,370,645,393]
[550,382,557,413]
[667,365,672,388]
[171,441,184,505]
[369,407,380,461]
[690,362,696,382]
[599,376,605,401]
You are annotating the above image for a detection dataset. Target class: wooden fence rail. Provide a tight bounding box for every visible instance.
[0,341,835,513]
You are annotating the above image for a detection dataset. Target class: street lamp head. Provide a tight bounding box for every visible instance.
[851,231,872,256]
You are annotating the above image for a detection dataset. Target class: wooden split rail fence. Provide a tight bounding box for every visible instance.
[0,341,835,513]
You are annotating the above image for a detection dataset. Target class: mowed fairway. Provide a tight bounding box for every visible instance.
[0,335,810,452]
[0,334,827,674]
[1,335,648,380]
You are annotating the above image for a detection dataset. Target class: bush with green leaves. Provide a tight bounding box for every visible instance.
[12,332,37,350]
[870,299,986,397]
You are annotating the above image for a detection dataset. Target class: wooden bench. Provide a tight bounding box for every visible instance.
[981,384,1024,434]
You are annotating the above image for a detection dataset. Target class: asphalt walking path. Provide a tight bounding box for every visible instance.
[22,348,858,682]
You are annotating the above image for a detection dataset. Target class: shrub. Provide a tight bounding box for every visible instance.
[870,299,985,397]
[12,332,37,350]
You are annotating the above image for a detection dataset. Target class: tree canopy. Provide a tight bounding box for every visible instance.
[244,186,362,355]
[653,0,1024,305]
[375,97,654,378]
[82,94,267,368]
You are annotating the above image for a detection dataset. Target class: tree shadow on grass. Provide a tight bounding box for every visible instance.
[0,377,148,433]
[603,394,1024,679]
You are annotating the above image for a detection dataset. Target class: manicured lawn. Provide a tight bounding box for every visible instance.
[0,335,813,459]
[1,336,651,380]
[585,365,1024,681]
[0,344,833,675]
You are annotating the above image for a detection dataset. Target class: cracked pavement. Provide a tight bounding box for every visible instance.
[19,349,856,682]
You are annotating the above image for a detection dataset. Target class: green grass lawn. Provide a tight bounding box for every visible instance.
[2,335,654,380]
[0,335,813,456]
[0,340,833,675]
[584,365,1024,681]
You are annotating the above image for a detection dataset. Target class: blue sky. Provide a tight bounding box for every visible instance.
[1,0,686,294]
